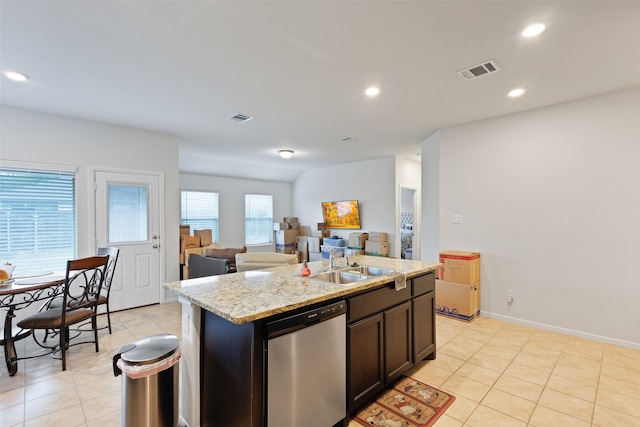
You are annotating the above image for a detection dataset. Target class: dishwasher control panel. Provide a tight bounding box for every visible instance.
[267,300,346,339]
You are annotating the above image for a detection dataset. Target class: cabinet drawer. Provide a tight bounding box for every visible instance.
[412,272,435,297]
[348,282,411,324]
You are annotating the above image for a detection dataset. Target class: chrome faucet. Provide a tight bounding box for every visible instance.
[329,251,348,270]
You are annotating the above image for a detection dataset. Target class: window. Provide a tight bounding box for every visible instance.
[245,194,273,245]
[181,191,219,241]
[0,164,77,276]
[109,184,149,243]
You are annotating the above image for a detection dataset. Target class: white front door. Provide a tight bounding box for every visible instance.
[95,170,162,311]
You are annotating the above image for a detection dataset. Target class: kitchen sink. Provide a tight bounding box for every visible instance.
[310,270,370,285]
[341,266,395,276]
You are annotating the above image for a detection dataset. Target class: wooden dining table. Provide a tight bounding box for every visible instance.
[0,273,65,376]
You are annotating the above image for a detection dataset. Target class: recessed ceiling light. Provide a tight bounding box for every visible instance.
[4,70,30,82]
[365,87,380,97]
[278,149,294,159]
[508,88,526,98]
[522,23,546,37]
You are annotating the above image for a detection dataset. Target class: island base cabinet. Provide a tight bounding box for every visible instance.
[413,292,436,361]
[347,313,384,413]
[384,301,413,383]
[201,310,265,427]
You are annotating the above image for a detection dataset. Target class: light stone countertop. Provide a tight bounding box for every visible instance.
[163,255,440,324]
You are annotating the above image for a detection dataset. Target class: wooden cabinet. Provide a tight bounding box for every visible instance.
[384,301,413,383]
[348,313,384,411]
[412,272,436,361]
[347,271,436,414]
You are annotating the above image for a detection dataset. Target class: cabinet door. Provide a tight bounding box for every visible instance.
[413,292,436,361]
[384,301,413,384]
[348,313,384,413]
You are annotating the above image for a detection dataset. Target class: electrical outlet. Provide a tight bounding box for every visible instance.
[452,214,462,224]
[507,289,515,303]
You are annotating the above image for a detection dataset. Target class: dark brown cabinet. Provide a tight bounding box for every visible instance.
[412,272,436,361]
[347,271,436,414]
[384,301,413,383]
[347,313,384,412]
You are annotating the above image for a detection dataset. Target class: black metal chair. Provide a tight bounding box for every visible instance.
[96,247,119,333]
[17,255,109,371]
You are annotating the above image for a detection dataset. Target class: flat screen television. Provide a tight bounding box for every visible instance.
[321,200,361,229]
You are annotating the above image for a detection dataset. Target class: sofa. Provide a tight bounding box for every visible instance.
[189,253,229,278]
[235,253,299,272]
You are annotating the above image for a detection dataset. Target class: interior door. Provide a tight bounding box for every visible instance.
[95,170,161,311]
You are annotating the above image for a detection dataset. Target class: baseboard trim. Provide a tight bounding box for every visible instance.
[480,311,640,350]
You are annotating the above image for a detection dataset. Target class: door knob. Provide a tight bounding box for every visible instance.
[153,244,159,249]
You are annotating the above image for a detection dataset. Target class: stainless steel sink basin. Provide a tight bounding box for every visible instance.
[341,266,395,276]
[310,270,370,285]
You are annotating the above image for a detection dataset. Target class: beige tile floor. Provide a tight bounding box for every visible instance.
[2,302,640,426]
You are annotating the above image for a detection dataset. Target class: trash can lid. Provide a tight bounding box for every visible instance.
[121,334,180,365]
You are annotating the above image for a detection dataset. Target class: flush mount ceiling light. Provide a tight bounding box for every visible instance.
[508,88,526,98]
[278,149,294,159]
[4,70,30,82]
[365,87,380,97]
[522,23,546,37]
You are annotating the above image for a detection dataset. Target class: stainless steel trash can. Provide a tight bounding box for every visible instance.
[113,334,180,427]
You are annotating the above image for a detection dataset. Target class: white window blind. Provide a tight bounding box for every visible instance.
[0,167,77,276]
[181,191,219,241]
[245,194,273,245]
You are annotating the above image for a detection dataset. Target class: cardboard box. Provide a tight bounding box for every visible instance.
[283,217,299,223]
[348,232,369,249]
[180,235,201,253]
[275,230,299,254]
[364,240,389,257]
[275,230,299,244]
[368,232,387,242]
[299,225,312,236]
[435,279,480,322]
[344,248,364,256]
[193,229,212,247]
[439,250,480,284]
[276,244,296,254]
[308,236,322,252]
[296,236,309,262]
[318,222,326,231]
[180,225,190,235]
[289,222,300,229]
[274,222,290,231]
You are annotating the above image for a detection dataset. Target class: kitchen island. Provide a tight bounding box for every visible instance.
[164,255,440,427]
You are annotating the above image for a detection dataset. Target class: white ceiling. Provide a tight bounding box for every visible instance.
[2,1,640,183]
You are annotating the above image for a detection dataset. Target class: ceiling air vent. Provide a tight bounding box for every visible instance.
[230,113,254,122]
[341,137,360,143]
[457,59,500,80]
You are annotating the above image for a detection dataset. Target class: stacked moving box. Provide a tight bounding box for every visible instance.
[436,251,480,322]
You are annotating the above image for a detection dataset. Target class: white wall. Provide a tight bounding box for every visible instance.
[0,106,181,284]
[179,173,292,251]
[423,87,640,347]
[292,157,399,255]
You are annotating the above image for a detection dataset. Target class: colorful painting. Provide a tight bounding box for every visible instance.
[321,200,361,229]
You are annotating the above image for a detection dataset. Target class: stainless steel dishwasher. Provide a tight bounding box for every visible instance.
[266,300,347,427]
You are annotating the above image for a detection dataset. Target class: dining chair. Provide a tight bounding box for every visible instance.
[96,246,119,333]
[17,255,109,371]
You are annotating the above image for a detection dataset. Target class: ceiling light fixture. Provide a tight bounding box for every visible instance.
[522,23,546,37]
[365,87,380,97]
[278,149,294,159]
[4,70,30,82]
[508,88,526,98]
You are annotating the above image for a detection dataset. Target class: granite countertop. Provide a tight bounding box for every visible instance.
[164,255,440,324]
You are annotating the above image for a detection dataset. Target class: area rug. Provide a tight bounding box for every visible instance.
[352,376,455,427]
